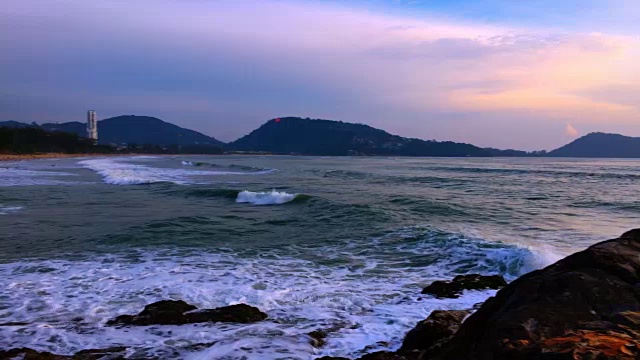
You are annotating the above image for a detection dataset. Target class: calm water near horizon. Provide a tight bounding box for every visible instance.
[1,155,639,359]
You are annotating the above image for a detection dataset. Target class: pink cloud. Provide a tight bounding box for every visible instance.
[565,123,579,137]
[2,0,640,149]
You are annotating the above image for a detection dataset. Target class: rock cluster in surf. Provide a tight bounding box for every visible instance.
[0,346,128,360]
[106,300,267,326]
[320,229,640,360]
[3,230,640,359]
[420,274,507,299]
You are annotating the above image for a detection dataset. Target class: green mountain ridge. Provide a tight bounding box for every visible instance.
[229,117,513,157]
[4,116,640,158]
[548,132,640,158]
[1,116,223,147]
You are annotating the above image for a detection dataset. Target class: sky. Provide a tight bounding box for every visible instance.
[1,0,639,150]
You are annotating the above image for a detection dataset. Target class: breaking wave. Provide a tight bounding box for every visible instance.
[79,158,272,185]
[236,190,301,205]
[0,205,23,215]
[0,168,77,187]
[181,160,274,173]
[0,227,556,359]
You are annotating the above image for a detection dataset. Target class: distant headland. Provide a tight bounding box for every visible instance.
[2,116,640,158]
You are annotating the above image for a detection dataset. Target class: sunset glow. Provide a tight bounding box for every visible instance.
[1,0,639,149]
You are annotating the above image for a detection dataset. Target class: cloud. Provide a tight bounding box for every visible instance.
[565,123,579,137]
[0,0,639,149]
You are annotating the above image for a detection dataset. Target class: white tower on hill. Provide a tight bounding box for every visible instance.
[87,110,98,142]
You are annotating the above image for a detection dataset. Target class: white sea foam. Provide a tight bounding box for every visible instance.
[0,250,494,359]
[0,230,554,359]
[0,205,23,215]
[236,190,298,205]
[0,168,77,186]
[79,158,270,185]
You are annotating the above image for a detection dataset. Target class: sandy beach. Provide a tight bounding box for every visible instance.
[0,153,126,162]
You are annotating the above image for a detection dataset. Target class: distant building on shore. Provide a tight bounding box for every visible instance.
[87,110,98,142]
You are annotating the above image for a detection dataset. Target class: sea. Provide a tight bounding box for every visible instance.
[0,155,638,359]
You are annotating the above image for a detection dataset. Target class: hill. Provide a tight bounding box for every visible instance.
[0,126,111,154]
[548,132,640,158]
[230,117,500,156]
[37,115,224,147]
[0,121,37,129]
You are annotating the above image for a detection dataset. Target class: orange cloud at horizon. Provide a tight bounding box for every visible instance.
[445,32,640,123]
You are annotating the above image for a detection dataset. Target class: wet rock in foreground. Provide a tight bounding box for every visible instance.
[107,300,267,326]
[0,346,128,360]
[0,347,69,360]
[308,330,329,348]
[421,274,507,299]
[400,310,470,355]
[315,310,470,360]
[440,228,640,359]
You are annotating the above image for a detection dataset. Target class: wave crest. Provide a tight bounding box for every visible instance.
[236,190,299,205]
[0,205,23,215]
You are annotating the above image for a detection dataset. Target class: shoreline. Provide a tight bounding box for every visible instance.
[0,153,124,162]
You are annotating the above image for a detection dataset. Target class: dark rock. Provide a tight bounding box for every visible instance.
[107,300,267,326]
[72,346,127,360]
[439,229,640,360]
[0,348,70,360]
[182,341,218,352]
[359,342,391,354]
[107,300,196,326]
[315,357,350,360]
[0,321,29,326]
[357,351,420,360]
[308,330,329,348]
[184,304,268,324]
[421,274,507,299]
[0,346,128,360]
[401,310,470,354]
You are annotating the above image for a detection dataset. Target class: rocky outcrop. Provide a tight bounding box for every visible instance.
[315,309,470,360]
[439,229,640,360]
[357,352,418,360]
[309,330,330,348]
[317,353,419,360]
[421,274,507,299]
[106,300,267,326]
[0,348,69,360]
[400,310,470,355]
[0,346,127,360]
[73,346,127,360]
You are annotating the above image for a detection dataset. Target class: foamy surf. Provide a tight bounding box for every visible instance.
[236,190,298,205]
[0,228,555,359]
[182,160,275,174]
[0,205,23,215]
[0,168,77,187]
[79,158,273,185]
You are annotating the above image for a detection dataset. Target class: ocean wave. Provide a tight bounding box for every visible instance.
[181,160,274,174]
[236,190,300,205]
[569,199,640,212]
[0,227,556,359]
[0,168,78,187]
[0,225,559,359]
[79,158,273,185]
[0,205,23,215]
[427,165,640,180]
